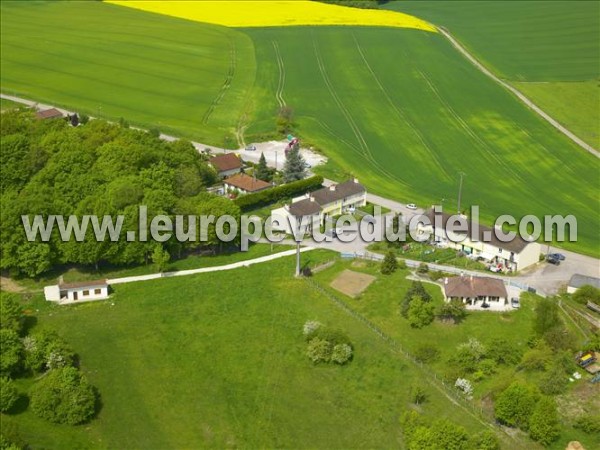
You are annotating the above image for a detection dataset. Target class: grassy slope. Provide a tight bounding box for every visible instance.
[243,26,599,255]
[387,1,600,148]
[0,1,255,147]
[2,251,494,448]
[313,260,600,450]
[514,80,600,149]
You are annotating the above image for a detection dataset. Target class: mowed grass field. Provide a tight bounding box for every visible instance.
[0,0,255,146]
[243,26,600,255]
[2,252,495,449]
[388,1,600,148]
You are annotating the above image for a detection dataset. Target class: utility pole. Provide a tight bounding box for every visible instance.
[457,172,466,214]
[295,241,301,277]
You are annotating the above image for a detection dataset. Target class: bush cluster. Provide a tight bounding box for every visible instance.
[303,321,353,365]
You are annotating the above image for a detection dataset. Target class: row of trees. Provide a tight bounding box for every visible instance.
[1,109,239,277]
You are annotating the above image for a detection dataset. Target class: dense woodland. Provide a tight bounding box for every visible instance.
[0,110,240,277]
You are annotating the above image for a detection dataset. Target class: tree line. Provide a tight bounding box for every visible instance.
[0,109,239,277]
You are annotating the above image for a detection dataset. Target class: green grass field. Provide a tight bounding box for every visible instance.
[243,26,599,255]
[0,0,255,146]
[514,80,599,149]
[388,1,600,148]
[3,251,499,449]
[1,1,598,256]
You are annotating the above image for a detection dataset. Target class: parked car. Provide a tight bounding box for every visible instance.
[546,255,561,265]
[511,298,520,309]
[548,252,566,261]
[245,144,257,151]
[406,203,417,210]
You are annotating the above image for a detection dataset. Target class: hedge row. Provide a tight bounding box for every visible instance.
[234,175,324,211]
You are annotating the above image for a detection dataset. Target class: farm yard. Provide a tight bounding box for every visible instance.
[1,0,598,256]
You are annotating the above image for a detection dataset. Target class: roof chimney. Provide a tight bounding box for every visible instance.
[353,178,359,184]
[284,204,290,211]
[329,185,336,191]
[310,195,315,202]
[444,277,448,285]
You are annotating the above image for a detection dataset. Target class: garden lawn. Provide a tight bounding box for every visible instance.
[3,250,494,449]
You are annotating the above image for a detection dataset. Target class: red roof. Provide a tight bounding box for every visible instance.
[209,153,242,172]
[35,108,64,120]
[224,173,271,193]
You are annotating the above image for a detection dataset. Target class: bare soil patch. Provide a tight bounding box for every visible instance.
[330,269,376,298]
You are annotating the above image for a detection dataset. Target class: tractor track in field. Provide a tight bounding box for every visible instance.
[271,40,286,109]
[438,27,599,158]
[418,69,529,186]
[201,36,237,125]
[312,34,410,189]
[352,33,451,181]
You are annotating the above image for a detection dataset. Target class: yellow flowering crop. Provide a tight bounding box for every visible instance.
[106,1,436,32]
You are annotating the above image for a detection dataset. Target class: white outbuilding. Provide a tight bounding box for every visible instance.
[44,279,109,305]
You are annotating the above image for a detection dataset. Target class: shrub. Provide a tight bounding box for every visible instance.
[454,378,473,399]
[312,327,351,347]
[494,382,539,430]
[479,358,498,376]
[538,362,568,395]
[401,281,431,318]
[452,338,486,373]
[572,284,600,305]
[529,396,560,446]
[574,414,600,434]
[79,113,89,124]
[487,338,522,366]
[409,384,427,405]
[302,320,322,338]
[407,297,435,329]
[0,330,23,377]
[23,331,75,373]
[414,344,440,363]
[417,262,429,274]
[380,251,398,275]
[331,344,352,365]
[397,259,407,270]
[520,341,552,371]
[468,431,500,450]
[30,367,96,425]
[0,377,18,413]
[234,175,323,211]
[306,338,332,364]
[436,300,467,324]
[0,293,23,334]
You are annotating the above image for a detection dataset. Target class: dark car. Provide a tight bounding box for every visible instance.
[546,255,561,265]
[548,252,566,261]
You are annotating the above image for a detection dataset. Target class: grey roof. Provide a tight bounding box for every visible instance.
[311,179,365,206]
[425,209,532,254]
[289,198,321,217]
[569,274,600,289]
[444,276,507,298]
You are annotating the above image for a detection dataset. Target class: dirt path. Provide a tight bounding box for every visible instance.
[438,27,600,158]
[0,276,27,293]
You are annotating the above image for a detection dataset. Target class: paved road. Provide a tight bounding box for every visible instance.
[438,28,599,158]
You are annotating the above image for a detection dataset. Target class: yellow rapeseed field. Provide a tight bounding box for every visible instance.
[106,1,436,32]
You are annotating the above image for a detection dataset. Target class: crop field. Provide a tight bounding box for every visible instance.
[3,251,492,448]
[388,1,600,148]
[243,26,600,255]
[0,0,255,146]
[107,0,436,31]
[1,1,598,255]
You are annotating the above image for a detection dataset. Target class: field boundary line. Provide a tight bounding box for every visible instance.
[438,27,599,158]
[202,36,237,125]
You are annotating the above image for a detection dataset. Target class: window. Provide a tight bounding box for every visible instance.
[94,288,101,295]
[82,290,89,296]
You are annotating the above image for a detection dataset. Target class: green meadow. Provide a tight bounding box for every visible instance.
[1,1,598,256]
[2,251,501,449]
[389,0,600,148]
[0,0,255,146]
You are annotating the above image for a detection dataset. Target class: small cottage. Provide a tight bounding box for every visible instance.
[44,279,109,305]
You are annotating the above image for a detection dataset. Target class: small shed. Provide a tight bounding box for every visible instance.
[44,279,109,305]
[567,274,600,294]
[35,108,64,120]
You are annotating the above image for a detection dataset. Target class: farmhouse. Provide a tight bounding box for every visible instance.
[443,275,508,310]
[44,279,109,305]
[421,209,541,272]
[209,153,243,178]
[35,108,64,120]
[567,274,600,294]
[224,173,272,194]
[271,179,367,234]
